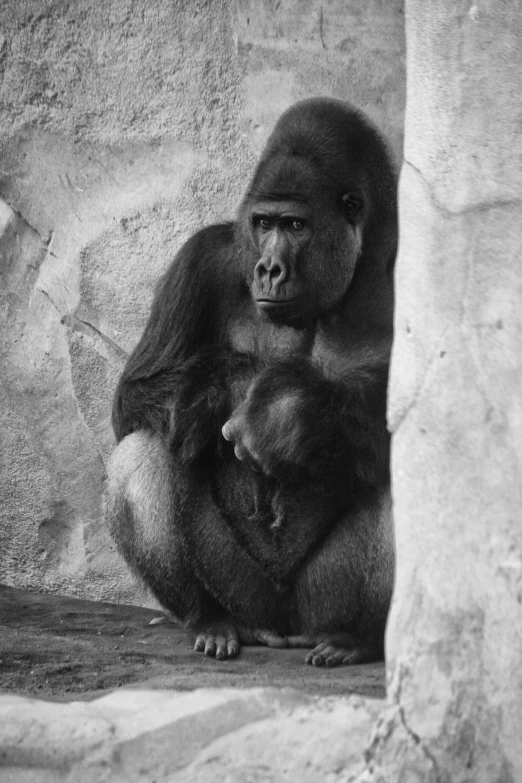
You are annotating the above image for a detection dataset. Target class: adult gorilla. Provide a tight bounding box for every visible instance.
[106,98,397,666]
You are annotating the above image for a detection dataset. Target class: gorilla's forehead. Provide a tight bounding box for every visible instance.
[251,151,349,202]
[251,197,311,214]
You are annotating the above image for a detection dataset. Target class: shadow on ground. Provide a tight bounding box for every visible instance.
[0,584,385,700]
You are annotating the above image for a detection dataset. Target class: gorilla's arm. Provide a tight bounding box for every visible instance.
[112,223,245,459]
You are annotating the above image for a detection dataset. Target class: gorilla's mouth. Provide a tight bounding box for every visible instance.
[255,297,306,325]
[255,297,299,310]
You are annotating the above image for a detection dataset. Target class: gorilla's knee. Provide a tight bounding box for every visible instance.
[104,430,175,554]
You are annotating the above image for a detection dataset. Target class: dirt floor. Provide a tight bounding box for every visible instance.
[0,584,385,701]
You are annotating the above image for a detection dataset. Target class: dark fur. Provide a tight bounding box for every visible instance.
[106,98,397,665]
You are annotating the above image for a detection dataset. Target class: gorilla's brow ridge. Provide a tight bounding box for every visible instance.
[251,192,310,203]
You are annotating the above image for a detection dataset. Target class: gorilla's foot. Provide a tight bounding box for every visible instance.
[305,638,382,667]
[193,620,240,660]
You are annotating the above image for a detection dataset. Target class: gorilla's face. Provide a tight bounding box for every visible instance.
[245,190,365,324]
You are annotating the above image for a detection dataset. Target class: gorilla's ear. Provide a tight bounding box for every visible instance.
[341,193,364,224]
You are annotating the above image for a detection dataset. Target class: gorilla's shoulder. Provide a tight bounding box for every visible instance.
[179,222,236,255]
[157,221,238,298]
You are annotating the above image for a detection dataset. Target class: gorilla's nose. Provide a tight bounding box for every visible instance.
[254,255,288,292]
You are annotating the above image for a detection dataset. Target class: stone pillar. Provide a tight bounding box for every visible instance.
[364,1,522,781]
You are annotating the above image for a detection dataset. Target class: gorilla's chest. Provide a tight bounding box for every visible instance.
[227,314,314,361]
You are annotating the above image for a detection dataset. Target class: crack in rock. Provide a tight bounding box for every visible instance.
[38,286,61,313]
[393,667,441,782]
[397,704,441,782]
[61,312,128,361]
[403,159,522,217]
[1,197,52,246]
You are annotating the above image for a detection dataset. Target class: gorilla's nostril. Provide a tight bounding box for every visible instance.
[270,263,283,282]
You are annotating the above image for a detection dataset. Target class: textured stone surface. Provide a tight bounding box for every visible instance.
[0,0,405,603]
[363,1,522,781]
[0,687,383,782]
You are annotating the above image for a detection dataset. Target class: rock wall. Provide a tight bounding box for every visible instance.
[363,1,522,780]
[0,0,405,604]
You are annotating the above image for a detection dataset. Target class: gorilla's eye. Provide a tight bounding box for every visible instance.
[341,193,363,220]
[291,219,305,231]
[258,217,273,231]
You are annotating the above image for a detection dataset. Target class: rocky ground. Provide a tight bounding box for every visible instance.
[0,584,385,780]
[0,585,385,700]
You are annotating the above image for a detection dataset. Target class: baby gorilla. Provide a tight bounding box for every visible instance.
[223,359,354,484]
